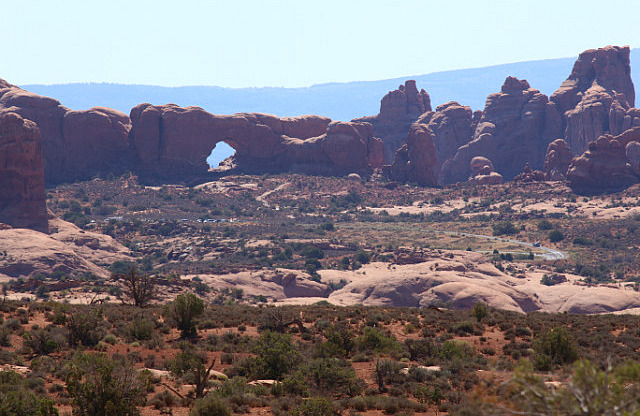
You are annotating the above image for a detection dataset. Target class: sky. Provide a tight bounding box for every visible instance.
[2,0,640,88]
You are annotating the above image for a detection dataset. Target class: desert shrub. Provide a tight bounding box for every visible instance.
[272,370,309,397]
[440,340,474,360]
[125,317,155,341]
[232,331,301,381]
[357,327,400,353]
[149,390,178,410]
[307,358,364,398]
[405,338,437,361]
[291,397,335,416]
[190,394,231,416]
[573,236,593,246]
[451,321,475,335]
[537,220,553,230]
[0,371,58,416]
[66,307,107,347]
[540,273,567,286]
[548,230,565,242]
[315,324,355,358]
[168,343,219,398]
[163,293,204,338]
[22,328,60,356]
[479,359,640,415]
[65,353,147,416]
[353,250,371,264]
[471,302,489,322]
[533,327,578,370]
[492,221,518,236]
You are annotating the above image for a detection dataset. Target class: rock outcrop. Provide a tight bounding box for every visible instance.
[441,77,562,184]
[551,45,640,154]
[513,163,545,182]
[0,83,68,185]
[567,131,640,194]
[468,156,503,185]
[0,79,384,184]
[129,103,383,180]
[543,139,573,180]
[62,107,133,180]
[0,112,48,233]
[424,101,477,182]
[353,80,431,163]
[389,123,438,186]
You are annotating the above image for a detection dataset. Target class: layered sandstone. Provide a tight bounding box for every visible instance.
[353,80,431,163]
[129,103,383,180]
[0,112,48,233]
[441,77,562,184]
[551,45,640,154]
[389,123,438,186]
[567,131,640,194]
[543,139,573,180]
[425,101,476,182]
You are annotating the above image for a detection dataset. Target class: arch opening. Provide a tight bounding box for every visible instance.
[206,141,236,171]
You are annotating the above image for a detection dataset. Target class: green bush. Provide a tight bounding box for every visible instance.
[307,358,364,398]
[65,353,147,416]
[0,371,58,416]
[533,327,578,370]
[548,230,565,243]
[190,394,231,416]
[291,397,335,416]
[163,293,205,338]
[492,221,518,236]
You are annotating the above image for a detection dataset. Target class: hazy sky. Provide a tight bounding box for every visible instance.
[3,0,639,87]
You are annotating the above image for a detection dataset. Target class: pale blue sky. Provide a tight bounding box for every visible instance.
[3,0,639,87]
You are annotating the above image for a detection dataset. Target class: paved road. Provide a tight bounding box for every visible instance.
[430,229,567,261]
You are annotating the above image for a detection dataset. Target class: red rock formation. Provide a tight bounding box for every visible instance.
[0,86,68,184]
[551,46,640,154]
[129,103,382,180]
[0,112,48,233]
[626,141,640,175]
[441,77,561,184]
[468,156,503,185]
[389,123,438,186]
[513,163,545,182]
[543,139,573,180]
[353,80,431,163]
[567,132,639,194]
[62,107,132,180]
[425,101,475,182]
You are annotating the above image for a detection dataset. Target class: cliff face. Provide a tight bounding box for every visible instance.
[440,77,562,184]
[129,104,383,180]
[389,123,438,186]
[567,128,640,194]
[551,45,640,154]
[0,112,48,233]
[353,80,431,163]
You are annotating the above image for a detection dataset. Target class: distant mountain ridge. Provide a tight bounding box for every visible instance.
[23,49,640,123]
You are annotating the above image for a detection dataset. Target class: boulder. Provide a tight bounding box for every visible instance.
[514,163,546,182]
[0,112,48,233]
[544,139,573,180]
[389,123,438,186]
[626,141,640,175]
[441,77,561,184]
[353,80,431,163]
